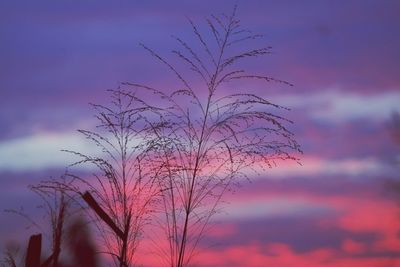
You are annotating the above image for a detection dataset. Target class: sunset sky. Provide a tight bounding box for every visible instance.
[1,1,400,266]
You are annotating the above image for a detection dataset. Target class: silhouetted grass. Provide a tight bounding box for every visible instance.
[3,5,301,267]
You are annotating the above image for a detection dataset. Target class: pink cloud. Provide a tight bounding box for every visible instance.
[192,242,400,267]
[205,223,237,238]
[337,198,400,253]
[341,238,366,254]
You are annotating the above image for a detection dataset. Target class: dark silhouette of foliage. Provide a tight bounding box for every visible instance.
[62,89,164,267]
[4,6,301,267]
[29,180,71,267]
[4,176,75,267]
[66,218,98,267]
[122,6,301,267]
[1,242,19,267]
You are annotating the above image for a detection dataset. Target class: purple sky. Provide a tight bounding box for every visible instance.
[1,1,400,266]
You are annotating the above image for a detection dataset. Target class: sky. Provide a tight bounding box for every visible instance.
[1,0,400,266]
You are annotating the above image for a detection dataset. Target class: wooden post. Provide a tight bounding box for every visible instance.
[25,234,41,267]
[82,191,124,239]
[82,191,128,266]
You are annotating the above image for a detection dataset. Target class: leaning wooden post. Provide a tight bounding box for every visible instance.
[82,191,127,266]
[82,191,124,239]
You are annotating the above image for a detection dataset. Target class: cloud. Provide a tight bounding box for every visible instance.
[187,191,400,266]
[270,90,400,122]
[214,196,330,221]
[337,198,400,253]
[0,126,393,178]
[138,241,400,267]
[192,242,400,267]
[0,131,96,171]
[341,239,366,254]
[249,156,394,179]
